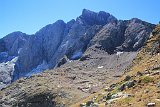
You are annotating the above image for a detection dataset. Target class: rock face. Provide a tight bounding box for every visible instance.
[0,57,18,89]
[0,31,29,56]
[13,9,117,80]
[0,32,29,89]
[0,9,155,82]
[89,18,154,53]
[13,20,66,80]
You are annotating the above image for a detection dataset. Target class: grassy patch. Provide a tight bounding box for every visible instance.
[157,95,160,99]
[94,94,104,103]
[111,87,119,95]
[117,97,133,104]
[140,76,154,83]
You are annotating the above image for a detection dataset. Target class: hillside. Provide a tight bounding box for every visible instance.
[71,25,160,107]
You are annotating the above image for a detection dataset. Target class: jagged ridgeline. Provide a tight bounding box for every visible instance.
[0,9,155,90]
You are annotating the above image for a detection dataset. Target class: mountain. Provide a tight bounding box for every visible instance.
[12,9,154,81]
[0,9,157,107]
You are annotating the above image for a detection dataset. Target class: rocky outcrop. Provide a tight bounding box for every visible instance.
[13,20,66,80]
[0,32,29,89]
[78,9,117,25]
[89,18,154,54]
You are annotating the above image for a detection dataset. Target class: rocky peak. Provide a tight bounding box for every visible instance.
[78,9,117,25]
[36,20,66,35]
[0,31,29,56]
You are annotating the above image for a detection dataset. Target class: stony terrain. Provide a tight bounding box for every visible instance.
[0,51,137,107]
[0,9,157,107]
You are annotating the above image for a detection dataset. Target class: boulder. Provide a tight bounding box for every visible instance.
[118,80,136,91]
[56,55,69,67]
[147,102,155,107]
[124,75,131,81]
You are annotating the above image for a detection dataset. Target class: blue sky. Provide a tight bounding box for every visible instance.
[0,0,160,38]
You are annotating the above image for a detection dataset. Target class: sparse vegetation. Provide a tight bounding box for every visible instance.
[140,76,154,83]
[117,97,133,104]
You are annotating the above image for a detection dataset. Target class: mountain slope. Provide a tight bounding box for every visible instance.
[72,24,160,107]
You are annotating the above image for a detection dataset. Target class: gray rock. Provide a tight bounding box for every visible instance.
[104,93,112,100]
[125,80,136,88]
[157,82,160,88]
[118,84,126,91]
[86,100,94,106]
[0,31,29,56]
[13,20,66,80]
[120,18,154,51]
[151,41,160,55]
[118,80,136,91]
[56,56,69,67]
[89,18,155,54]
[110,84,117,89]
[48,19,102,69]
[147,102,155,107]
[80,103,86,107]
[136,71,143,77]
[124,75,131,81]
[0,32,29,86]
[89,21,126,54]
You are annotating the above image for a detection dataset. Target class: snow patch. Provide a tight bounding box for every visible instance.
[18,48,22,54]
[98,66,104,69]
[0,57,18,89]
[61,41,69,48]
[116,52,123,56]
